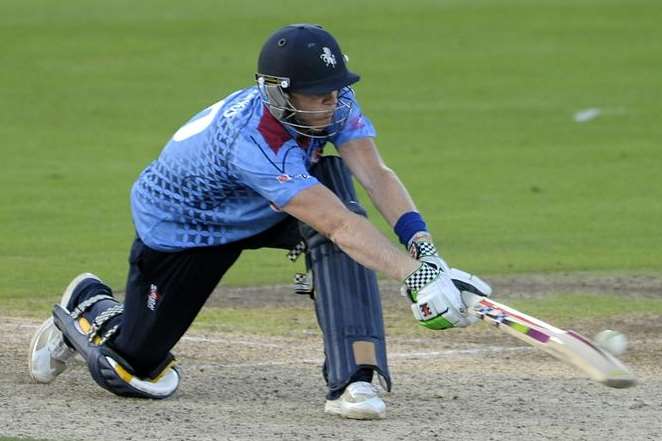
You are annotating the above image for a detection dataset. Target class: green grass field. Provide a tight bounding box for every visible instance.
[1,0,660,309]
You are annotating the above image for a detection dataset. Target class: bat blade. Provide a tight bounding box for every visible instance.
[469,296,636,388]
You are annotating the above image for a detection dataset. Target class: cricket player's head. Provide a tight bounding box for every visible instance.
[255,24,359,138]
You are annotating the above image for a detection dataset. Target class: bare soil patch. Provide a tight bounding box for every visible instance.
[2,273,661,441]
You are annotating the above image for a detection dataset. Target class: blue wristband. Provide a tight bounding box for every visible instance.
[394,211,428,246]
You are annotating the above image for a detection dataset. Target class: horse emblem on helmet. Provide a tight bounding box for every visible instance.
[320,47,337,68]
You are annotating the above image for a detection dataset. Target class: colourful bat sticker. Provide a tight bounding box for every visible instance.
[477,305,551,343]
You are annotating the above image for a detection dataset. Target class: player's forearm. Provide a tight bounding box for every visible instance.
[362,167,417,227]
[328,212,419,281]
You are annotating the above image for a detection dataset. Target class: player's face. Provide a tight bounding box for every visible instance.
[289,91,338,129]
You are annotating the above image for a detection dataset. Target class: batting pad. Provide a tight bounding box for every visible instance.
[303,156,392,395]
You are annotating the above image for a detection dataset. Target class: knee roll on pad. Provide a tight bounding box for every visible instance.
[302,156,392,394]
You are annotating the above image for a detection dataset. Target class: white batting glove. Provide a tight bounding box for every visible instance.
[403,233,492,330]
[403,262,472,330]
[407,232,449,271]
[448,268,492,325]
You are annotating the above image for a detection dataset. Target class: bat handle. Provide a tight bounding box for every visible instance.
[461,291,484,310]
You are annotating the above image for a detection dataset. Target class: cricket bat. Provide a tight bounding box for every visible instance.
[464,293,636,388]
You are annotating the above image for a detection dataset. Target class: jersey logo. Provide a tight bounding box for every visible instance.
[320,47,337,68]
[350,115,366,130]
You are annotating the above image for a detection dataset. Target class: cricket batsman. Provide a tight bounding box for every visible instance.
[28,23,491,420]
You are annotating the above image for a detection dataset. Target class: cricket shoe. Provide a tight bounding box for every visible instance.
[324,381,386,420]
[28,273,101,383]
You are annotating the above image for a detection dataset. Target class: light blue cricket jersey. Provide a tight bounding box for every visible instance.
[131,86,376,251]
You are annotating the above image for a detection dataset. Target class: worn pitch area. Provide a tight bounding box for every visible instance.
[2,274,661,441]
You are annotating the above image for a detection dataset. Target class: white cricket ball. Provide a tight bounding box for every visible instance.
[594,330,628,356]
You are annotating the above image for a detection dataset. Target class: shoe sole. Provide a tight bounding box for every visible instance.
[324,397,386,420]
[27,273,102,383]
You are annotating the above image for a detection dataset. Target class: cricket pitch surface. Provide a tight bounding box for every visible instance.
[2,273,661,441]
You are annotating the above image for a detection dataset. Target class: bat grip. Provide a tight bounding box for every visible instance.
[461,291,484,310]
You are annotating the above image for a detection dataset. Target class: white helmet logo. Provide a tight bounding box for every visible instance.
[320,47,337,68]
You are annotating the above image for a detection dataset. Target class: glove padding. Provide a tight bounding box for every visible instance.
[448,268,492,326]
[403,233,492,330]
[404,266,492,330]
[403,262,470,330]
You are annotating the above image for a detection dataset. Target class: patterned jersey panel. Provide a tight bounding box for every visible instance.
[131,88,288,251]
[233,135,320,209]
[131,86,375,251]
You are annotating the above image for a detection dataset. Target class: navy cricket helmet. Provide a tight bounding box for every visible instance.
[257,23,360,94]
[255,24,360,137]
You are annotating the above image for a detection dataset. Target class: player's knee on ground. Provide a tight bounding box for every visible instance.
[86,344,179,399]
[53,279,179,399]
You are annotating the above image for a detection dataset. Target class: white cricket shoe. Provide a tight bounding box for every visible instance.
[28,273,101,383]
[324,381,386,420]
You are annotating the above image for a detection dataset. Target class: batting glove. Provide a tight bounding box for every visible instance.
[403,233,492,330]
[407,232,449,271]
